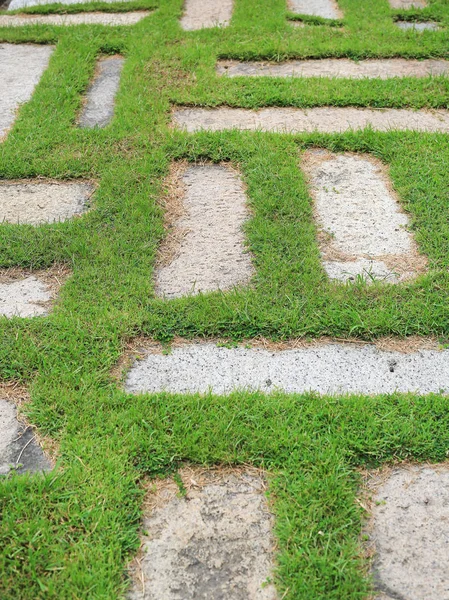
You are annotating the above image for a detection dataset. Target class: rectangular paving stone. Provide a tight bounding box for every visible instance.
[155,164,254,298]
[180,0,233,30]
[129,467,276,600]
[0,181,94,225]
[79,56,124,128]
[9,0,128,9]
[0,267,65,317]
[0,44,53,141]
[217,58,449,79]
[288,0,342,19]
[389,0,426,7]
[396,21,439,31]
[302,150,425,282]
[365,465,449,600]
[172,107,449,134]
[0,11,151,26]
[125,341,449,396]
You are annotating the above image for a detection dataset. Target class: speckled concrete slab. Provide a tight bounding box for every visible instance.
[0,181,93,225]
[79,56,124,128]
[129,467,277,600]
[366,465,449,600]
[9,0,127,10]
[0,44,53,141]
[172,107,449,133]
[180,0,233,30]
[0,276,52,318]
[389,0,426,8]
[302,151,425,283]
[125,341,449,396]
[155,164,253,298]
[0,398,51,475]
[396,21,439,31]
[0,11,150,26]
[288,0,342,19]
[217,58,449,79]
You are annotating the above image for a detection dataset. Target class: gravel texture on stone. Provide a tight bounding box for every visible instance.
[0,44,53,141]
[125,342,449,396]
[0,276,52,318]
[302,151,422,282]
[288,0,342,19]
[155,164,253,298]
[129,468,277,600]
[172,107,449,133]
[389,0,426,7]
[0,11,150,26]
[0,398,51,475]
[217,58,449,79]
[79,56,124,128]
[396,20,439,31]
[180,0,233,30]
[0,181,94,225]
[367,465,449,600]
[9,0,126,10]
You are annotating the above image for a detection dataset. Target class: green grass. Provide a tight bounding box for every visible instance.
[1,0,449,597]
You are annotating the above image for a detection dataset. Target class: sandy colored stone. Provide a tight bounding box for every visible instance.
[155,164,253,298]
[79,56,124,128]
[0,44,53,141]
[180,0,233,30]
[0,181,94,225]
[125,341,449,396]
[396,20,439,31]
[0,11,150,26]
[366,465,449,600]
[322,259,408,283]
[389,0,426,8]
[0,398,51,475]
[129,467,277,600]
[172,107,449,134]
[217,58,449,79]
[9,0,127,9]
[0,276,52,318]
[288,0,342,19]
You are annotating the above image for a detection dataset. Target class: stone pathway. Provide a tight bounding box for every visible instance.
[180,0,233,31]
[0,12,150,27]
[79,56,124,129]
[389,0,427,7]
[8,0,128,9]
[288,0,342,19]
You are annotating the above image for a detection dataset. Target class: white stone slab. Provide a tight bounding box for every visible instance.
[0,44,53,141]
[0,276,51,317]
[288,0,342,19]
[125,342,449,396]
[0,181,94,225]
[389,0,426,8]
[396,21,439,31]
[155,164,253,298]
[0,11,150,26]
[79,56,123,128]
[367,465,449,600]
[173,107,449,134]
[0,397,51,475]
[302,151,423,282]
[129,468,276,600]
[9,0,127,10]
[217,58,449,79]
[180,0,233,30]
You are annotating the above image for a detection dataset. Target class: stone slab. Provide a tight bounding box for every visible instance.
[9,0,127,10]
[155,164,253,298]
[367,465,449,600]
[180,0,233,30]
[0,44,53,141]
[125,341,449,396]
[172,107,449,134]
[288,0,342,19]
[129,467,276,600]
[217,58,449,79]
[389,0,426,7]
[302,151,423,282]
[0,181,94,225]
[0,11,150,26]
[0,397,51,475]
[396,21,439,31]
[79,56,124,128]
[0,276,52,318]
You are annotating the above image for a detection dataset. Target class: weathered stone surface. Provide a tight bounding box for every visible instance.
[0,397,50,475]
[155,164,253,298]
[79,56,124,128]
[172,107,449,133]
[0,276,51,318]
[302,151,425,283]
[288,0,342,19]
[125,341,449,396]
[129,468,277,600]
[366,465,449,600]
[180,0,233,30]
[389,0,426,8]
[396,21,439,31]
[9,0,126,10]
[0,181,93,225]
[0,11,150,26]
[0,44,53,141]
[217,58,449,79]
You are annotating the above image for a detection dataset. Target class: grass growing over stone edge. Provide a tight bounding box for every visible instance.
[1,0,449,597]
